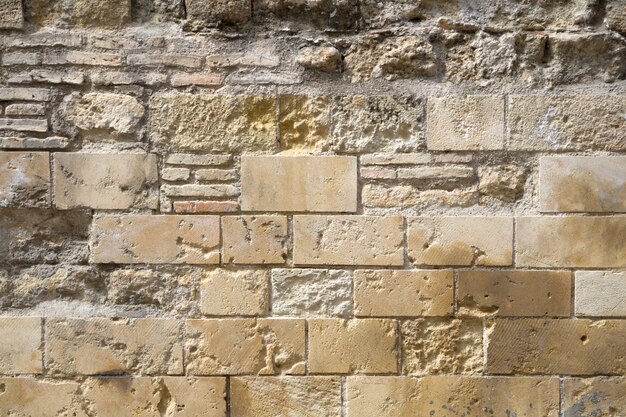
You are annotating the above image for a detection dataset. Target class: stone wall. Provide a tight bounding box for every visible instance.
[1,0,626,415]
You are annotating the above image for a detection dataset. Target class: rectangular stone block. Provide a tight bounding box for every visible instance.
[0,152,50,208]
[516,216,626,267]
[162,184,239,198]
[222,216,288,264]
[5,103,46,116]
[540,156,626,212]
[563,378,626,417]
[0,378,80,416]
[45,318,183,376]
[0,136,69,150]
[149,93,277,153]
[308,318,398,374]
[271,269,353,317]
[91,215,220,264]
[508,95,626,150]
[293,215,404,266]
[486,319,626,375]
[575,271,626,317]
[201,269,269,316]
[0,118,48,132]
[241,156,357,212]
[0,87,50,101]
[457,270,571,317]
[127,54,203,68]
[408,217,513,266]
[165,153,232,166]
[186,319,305,375]
[354,270,453,317]
[427,95,505,150]
[174,200,239,213]
[0,317,42,374]
[43,51,123,66]
[231,377,341,417]
[347,376,559,417]
[54,153,158,210]
[0,0,23,28]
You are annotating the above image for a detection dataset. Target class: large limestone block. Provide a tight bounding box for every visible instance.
[0,317,42,374]
[486,319,626,375]
[516,216,626,267]
[575,271,626,317]
[354,270,453,317]
[91,215,220,264]
[457,270,571,317]
[540,156,626,212]
[201,269,269,316]
[240,156,357,212]
[149,93,277,153]
[0,152,50,207]
[308,318,398,374]
[45,318,183,375]
[222,216,288,264]
[407,217,513,266]
[54,153,158,209]
[293,215,404,266]
[563,378,626,417]
[427,95,505,150]
[230,377,341,417]
[186,319,305,375]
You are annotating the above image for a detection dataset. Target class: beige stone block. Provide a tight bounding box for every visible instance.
[354,270,453,317]
[347,376,559,417]
[563,378,626,417]
[363,184,478,208]
[293,215,403,266]
[0,378,81,417]
[516,216,626,267]
[575,271,626,317]
[201,269,269,316]
[308,318,398,374]
[230,377,341,417]
[457,270,571,317]
[427,95,505,151]
[240,156,357,212]
[186,319,305,375]
[540,156,626,212]
[508,95,626,151]
[45,318,183,376]
[54,153,158,210]
[0,151,50,208]
[222,216,288,264]
[149,94,277,153]
[0,317,42,374]
[279,96,331,152]
[82,377,226,417]
[401,318,483,375]
[486,319,626,375]
[407,217,513,266]
[91,215,220,264]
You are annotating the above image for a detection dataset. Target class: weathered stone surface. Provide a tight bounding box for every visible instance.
[231,377,341,417]
[308,319,398,374]
[563,378,626,417]
[407,217,513,266]
[332,96,423,153]
[516,216,626,268]
[46,318,183,375]
[401,318,483,375]
[0,209,91,264]
[354,270,453,317]
[486,319,626,375]
[508,95,626,151]
[0,317,42,374]
[149,93,277,153]
[0,0,23,29]
[25,0,131,28]
[363,184,478,209]
[54,153,158,210]
[540,156,626,213]
[427,96,504,151]
[293,215,404,266]
[222,216,288,264]
[91,215,220,264]
[458,270,571,317]
[201,269,269,316]
[0,87,50,101]
[255,0,358,30]
[0,152,50,208]
[162,184,239,198]
[241,156,357,212]
[0,378,81,416]
[62,93,144,138]
[186,319,305,375]
[607,1,626,36]
[279,96,331,152]
[575,271,626,317]
[186,0,250,25]
[271,269,352,317]
[296,47,342,72]
[347,376,560,417]
[478,164,527,202]
[0,118,48,132]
